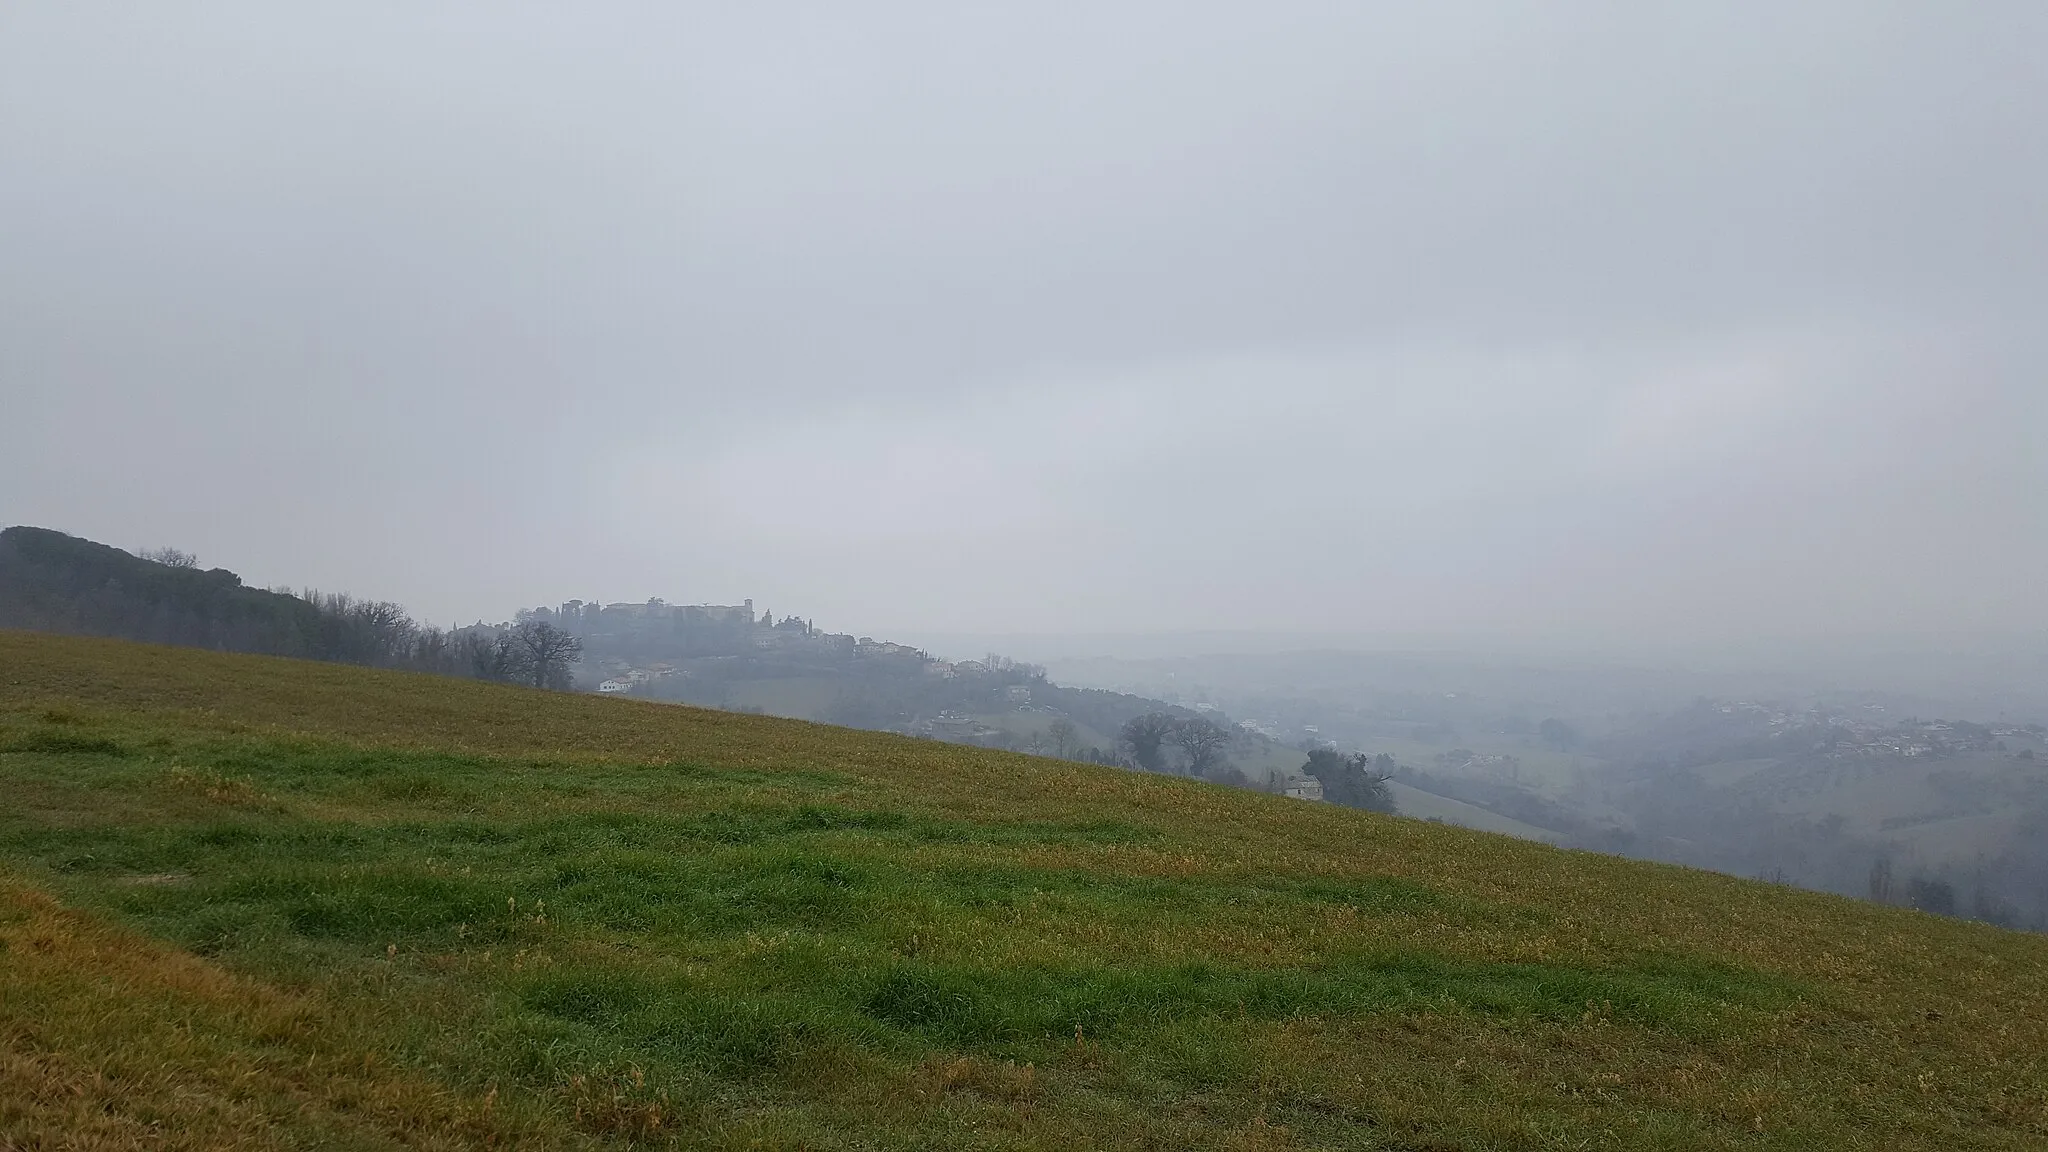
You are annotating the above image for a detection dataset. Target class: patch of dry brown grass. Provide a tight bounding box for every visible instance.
[0,877,580,1151]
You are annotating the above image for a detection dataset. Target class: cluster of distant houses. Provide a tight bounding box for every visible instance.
[1717,700,2040,761]
[1433,750,1521,780]
[921,658,1018,679]
[916,711,1004,742]
[596,665,676,694]
[521,592,960,692]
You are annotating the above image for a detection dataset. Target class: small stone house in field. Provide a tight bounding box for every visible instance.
[1282,777,1324,802]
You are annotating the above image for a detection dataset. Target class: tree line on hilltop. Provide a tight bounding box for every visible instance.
[0,527,583,690]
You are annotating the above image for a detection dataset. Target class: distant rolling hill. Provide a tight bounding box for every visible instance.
[1384,781,1566,844]
[2,629,2045,1150]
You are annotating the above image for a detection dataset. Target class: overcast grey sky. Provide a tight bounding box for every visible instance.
[4,2,2044,646]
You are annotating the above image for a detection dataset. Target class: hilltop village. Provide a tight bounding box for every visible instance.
[519,598,988,699]
[503,596,1350,797]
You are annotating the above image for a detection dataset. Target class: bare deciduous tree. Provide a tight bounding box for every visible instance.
[1169,715,1233,778]
[456,631,516,682]
[1048,718,1078,759]
[1120,712,1177,772]
[508,620,583,690]
[1869,855,1895,904]
[139,546,198,568]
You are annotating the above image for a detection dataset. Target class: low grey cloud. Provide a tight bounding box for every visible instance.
[4,2,2043,650]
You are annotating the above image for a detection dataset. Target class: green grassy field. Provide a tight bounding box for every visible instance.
[967,710,1122,756]
[1342,735,1600,794]
[713,676,847,721]
[2,631,2045,1150]
[1383,783,1565,844]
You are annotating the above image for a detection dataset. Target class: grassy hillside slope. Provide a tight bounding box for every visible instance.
[1,630,2044,1150]
[1384,782,1566,844]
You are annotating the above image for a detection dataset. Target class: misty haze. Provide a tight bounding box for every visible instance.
[4,4,2046,1149]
